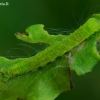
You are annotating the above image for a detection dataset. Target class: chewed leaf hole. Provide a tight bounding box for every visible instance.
[96,39,100,54]
[15,32,29,36]
[23,32,29,36]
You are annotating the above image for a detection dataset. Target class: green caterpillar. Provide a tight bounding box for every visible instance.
[1,15,100,79]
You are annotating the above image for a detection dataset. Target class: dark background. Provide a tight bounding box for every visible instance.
[0,0,100,100]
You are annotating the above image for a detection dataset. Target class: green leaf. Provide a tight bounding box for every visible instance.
[0,56,71,100]
[15,24,65,45]
[69,31,100,75]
